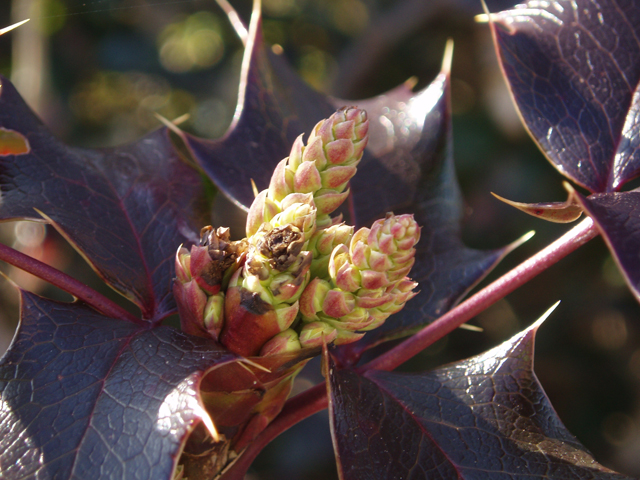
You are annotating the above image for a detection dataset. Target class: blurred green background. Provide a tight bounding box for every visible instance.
[0,0,639,478]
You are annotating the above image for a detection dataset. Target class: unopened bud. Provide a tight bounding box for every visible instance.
[203,292,225,340]
[175,246,191,283]
[299,321,338,348]
[174,279,208,338]
[259,329,302,356]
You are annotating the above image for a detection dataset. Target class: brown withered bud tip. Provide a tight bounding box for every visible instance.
[239,288,273,315]
[198,225,248,288]
[256,225,305,272]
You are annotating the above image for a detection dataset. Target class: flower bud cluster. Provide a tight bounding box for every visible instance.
[246,106,369,237]
[173,226,247,340]
[173,107,420,360]
[298,213,420,346]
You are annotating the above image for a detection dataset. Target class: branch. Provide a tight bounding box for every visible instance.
[219,217,599,478]
[362,217,597,372]
[0,242,144,325]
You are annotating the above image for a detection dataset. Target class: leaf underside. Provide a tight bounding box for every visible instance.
[491,0,640,193]
[574,189,640,302]
[0,77,211,321]
[0,292,238,480]
[328,322,632,480]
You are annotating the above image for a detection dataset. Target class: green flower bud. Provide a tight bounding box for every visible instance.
[307,223,354,279]
[295,212,420,346]
[203,291,225,339]
[299,321,338,348]
[259,329,302,356]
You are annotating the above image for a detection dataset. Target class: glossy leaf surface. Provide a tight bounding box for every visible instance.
[491,0,640,192]
[0,292,238,480]
[185,8,511,354]
[338,70,510,354]
[574,189,640,303]
[328,321,632,479]
[0,77,211,320]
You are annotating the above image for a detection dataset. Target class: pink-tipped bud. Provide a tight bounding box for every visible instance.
[247,190,281,237]
[287,135,305,171]
[314,190,350,221]
[349,229,370,270]
[325,139,355,166]
[299,321,338,348]
[274,301,300,331]
[322,289,355,318]
[329,244,360,292]
[300,277,331,320]
[280,192,314,211]
[368,213,421,256]
[268,157,294,202]
[320,165,357,189]
[174,279,209,338]
[260,329,302,356]
[294,160,323,194]
[308,223,354,278]
[301,136,328,170]
[355,290,393,309]
[333,329,365,345]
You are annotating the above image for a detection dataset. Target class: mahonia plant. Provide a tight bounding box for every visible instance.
[0,0,640,479]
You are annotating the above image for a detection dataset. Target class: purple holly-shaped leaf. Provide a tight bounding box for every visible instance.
[0,292,238,480]
[0,77,211,321]
[337,58,513,355]
[327,313,632,479]
[490,0,640,193]
[573,189,640,302]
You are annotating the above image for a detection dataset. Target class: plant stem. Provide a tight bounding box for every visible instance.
[221,383,327,480]
[362,217,597,372]
[220,217,599,479]
[0,242,144,325]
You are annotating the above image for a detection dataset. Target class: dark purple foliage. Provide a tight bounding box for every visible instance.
[0,0,636,477]
[0,292,238,480]
[339,69,511,357]
[181,17,335,211]
[492,0,640,193]
[0,78,211,321]
[575,190,640,301]
[328,320,632,479]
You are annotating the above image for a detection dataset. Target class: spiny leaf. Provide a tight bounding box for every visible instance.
[0,292,238,480]
[336,65,511,355]
[0,77,211,321]
[327,319,632,479]
[492,191,583,223]
[490,0,640,193]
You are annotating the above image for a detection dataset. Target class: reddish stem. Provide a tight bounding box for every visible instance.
[220,217,599,479]
[0,242,144,325]
[221,383,327,480]
[363,217,597,372]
